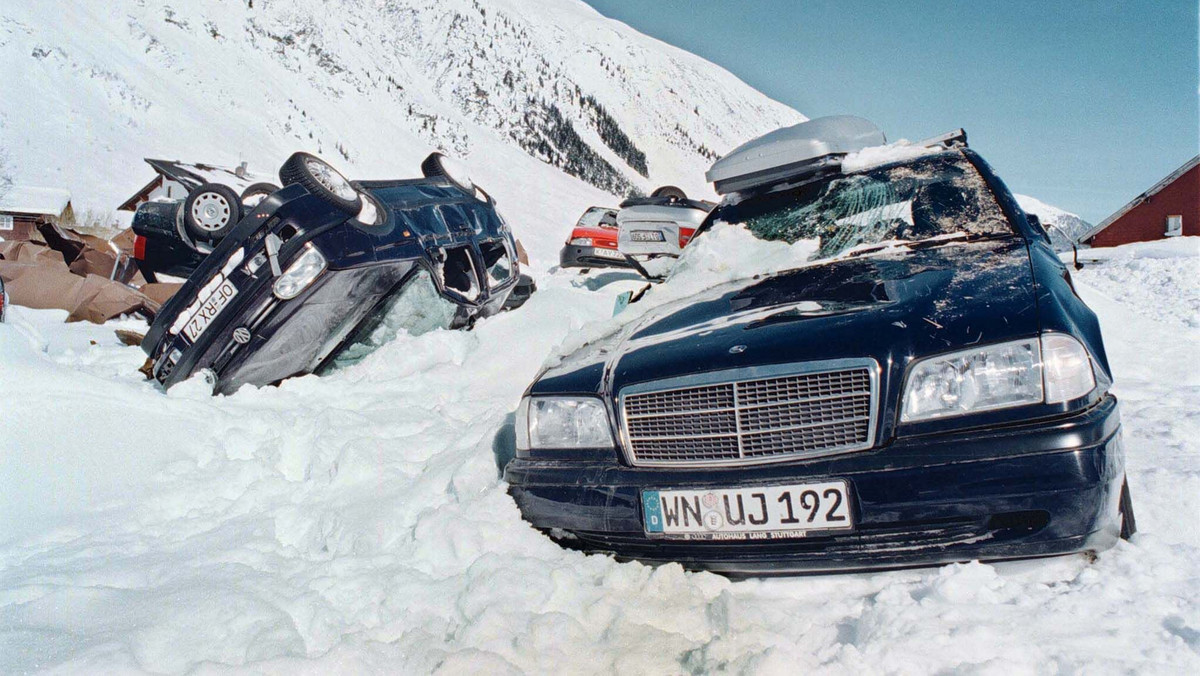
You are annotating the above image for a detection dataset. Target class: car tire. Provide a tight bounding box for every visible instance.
[183,183,243,242]
[240,182,280,207]
[651,185,687,201]
[1119,477,1137,540]
[278,152,361,215]
[421,152,476,195]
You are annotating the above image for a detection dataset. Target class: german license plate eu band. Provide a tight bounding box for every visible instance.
[183,280,238,342]
[641,480,853,540]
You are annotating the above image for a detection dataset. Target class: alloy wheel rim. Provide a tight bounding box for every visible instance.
[305,158,357,201]
[190,192,232,231]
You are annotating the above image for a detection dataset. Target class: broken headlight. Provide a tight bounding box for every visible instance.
[901,334,1096,423]
[272,245,327,300]
[517,396,614,450]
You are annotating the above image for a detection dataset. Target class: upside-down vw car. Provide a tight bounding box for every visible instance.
[506,116,1135,574]
[142,152,525,395]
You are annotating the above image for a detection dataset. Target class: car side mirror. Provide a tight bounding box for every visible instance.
[1025,213,1052,245]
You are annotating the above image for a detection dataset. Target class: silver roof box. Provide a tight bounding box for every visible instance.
[706,115,886,195]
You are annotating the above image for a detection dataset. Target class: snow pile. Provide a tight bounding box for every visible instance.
[1071,236,1200,328]
[2,238,1199,674]
[840,140,941,173]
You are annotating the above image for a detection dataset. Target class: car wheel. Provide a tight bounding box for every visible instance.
[650,185,687,201]
[183,183,243,242]
[278,152,362,215]
[421,152,478,196]
[1119,477,1137,539]
[240,182,280,208]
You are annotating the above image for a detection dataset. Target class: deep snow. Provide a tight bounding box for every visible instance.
[1,238,1198,674]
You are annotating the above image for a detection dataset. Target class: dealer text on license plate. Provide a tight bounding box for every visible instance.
[642,480,853,540]
[183,280,238,342]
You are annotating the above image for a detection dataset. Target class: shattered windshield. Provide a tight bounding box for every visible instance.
[577,207,617,229]
[712,152,1015,261]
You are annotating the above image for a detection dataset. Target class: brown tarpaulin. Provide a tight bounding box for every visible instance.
[0,232,180,324]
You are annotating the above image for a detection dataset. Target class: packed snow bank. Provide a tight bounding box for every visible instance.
[1070,236,1199,328]
[1,239,1199,674]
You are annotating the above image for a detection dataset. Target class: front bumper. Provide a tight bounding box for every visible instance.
[559,244,632,269]
[505,396,1125,575]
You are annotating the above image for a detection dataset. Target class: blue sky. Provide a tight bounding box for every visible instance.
[581,0,1198,223]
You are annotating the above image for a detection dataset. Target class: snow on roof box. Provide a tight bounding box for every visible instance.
[706,115,886,195]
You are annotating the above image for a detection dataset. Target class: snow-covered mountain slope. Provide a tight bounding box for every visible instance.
[0,0,801,248]
[1016,193,1094,250]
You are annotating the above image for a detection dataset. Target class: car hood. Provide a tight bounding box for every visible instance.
[531,238,1039,398]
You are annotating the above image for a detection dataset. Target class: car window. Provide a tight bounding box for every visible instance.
[714,152,1015,261]
[577,207,616,229]
[478,239,514,289]
[322,268,457,371]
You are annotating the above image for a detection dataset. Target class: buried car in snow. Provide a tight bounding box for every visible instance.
[616,186,714,279]
[505,116,1135,575]
[559,206,628,270]
[142,151,526,394]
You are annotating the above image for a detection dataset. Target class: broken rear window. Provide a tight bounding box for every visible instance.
[714,152,1015,261]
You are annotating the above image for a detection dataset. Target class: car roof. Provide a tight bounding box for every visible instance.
[705,115,886,195]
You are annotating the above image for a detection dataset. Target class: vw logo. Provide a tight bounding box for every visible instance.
[232,327,251,344]
[728,344,747,354]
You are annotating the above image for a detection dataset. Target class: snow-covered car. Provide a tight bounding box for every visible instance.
[130,165,280,282]
[506,116,1135,575]
[142,152,526,394]
[558,207,629,270]
[617,187,714,278]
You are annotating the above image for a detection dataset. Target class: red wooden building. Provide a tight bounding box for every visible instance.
[1080,155,1199,247]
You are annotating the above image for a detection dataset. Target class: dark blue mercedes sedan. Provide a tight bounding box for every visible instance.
[505,116,1135,575]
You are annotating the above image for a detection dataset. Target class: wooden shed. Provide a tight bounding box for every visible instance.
[0,186,75,241]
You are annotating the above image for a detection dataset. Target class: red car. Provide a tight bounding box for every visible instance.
[558,207,631,269]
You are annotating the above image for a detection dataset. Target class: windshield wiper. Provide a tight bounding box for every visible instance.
[844,232,1008,258]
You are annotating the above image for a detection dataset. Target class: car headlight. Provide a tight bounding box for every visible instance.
[901,334,1096,423]
[570,237,594,246]
[272,245,327,300]
[517,396,614,449]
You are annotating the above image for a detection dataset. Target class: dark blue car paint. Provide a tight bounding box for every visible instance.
[505,148,1125,574]
[143,179,519,394]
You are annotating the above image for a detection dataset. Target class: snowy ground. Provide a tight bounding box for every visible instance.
[1,239,1198,674]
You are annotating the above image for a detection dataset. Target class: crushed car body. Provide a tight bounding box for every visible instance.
[505,116,1134,575]
[142,152,526,395]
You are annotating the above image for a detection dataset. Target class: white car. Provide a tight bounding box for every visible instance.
[616,186,713,278]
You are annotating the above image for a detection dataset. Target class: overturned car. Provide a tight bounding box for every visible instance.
[617,186,714,279]
[142,152,526,394]
[558,206,628,270]
[506,116,1134,575]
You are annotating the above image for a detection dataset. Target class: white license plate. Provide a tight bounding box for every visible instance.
[592,247,625,259]
[183,280,238,342]
[630,230,666,242]
[642,480,853,540]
